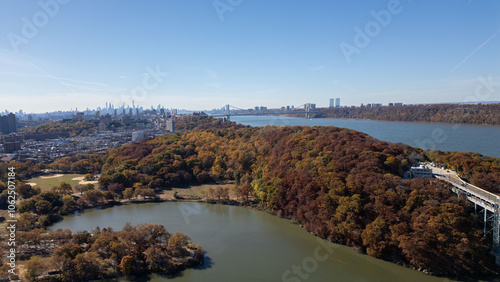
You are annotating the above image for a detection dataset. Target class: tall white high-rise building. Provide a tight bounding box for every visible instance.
[329,98,335,108]
[335,98,340,108]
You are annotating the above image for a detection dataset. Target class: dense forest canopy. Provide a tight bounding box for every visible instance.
[0,224,203,281]
[40,116,500,275]
[315,103,500,125]
[3,115,500,277]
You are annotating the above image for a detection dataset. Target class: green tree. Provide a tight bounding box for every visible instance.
[23,256,46,281]
[51,182,73,195]
[123,188,134,200]
[73,252,102,281]
[75,184,92,195]
[168,232,190,257]
[361,217,388,257]
[35,200,53,215]
[82,190,103,205]
[62,195,76,208]
[18,183,41,199]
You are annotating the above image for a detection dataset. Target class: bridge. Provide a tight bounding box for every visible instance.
[431,166,500,257]
[211,104,319,121]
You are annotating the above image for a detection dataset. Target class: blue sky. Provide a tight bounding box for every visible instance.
[1,0,499,113]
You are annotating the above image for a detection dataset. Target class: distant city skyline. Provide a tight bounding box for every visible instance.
[1,1,499,113]
[6,100,500,117]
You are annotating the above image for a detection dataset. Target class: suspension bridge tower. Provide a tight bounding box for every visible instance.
[224,104,230,121]
[304,103,311,119]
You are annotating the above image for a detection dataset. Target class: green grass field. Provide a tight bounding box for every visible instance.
[25,174,87,192]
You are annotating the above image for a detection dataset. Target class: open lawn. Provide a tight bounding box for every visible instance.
[24,174,97,192]
[159,183,236,200]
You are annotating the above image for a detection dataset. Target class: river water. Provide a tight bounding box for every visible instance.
[231,116,500,158]
[49,117,500,281]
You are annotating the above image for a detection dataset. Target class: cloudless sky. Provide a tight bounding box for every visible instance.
[0,0,499,113]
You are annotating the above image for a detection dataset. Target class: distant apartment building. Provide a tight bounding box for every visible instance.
[166,119,175,132]
[121,115,131,126]
[330,98,341,108]
[410,164,433,178]
[0,113,17,134]
[100,114,112,124]
[388,102,404,107]
[132,131,145,142]
[2,136,22,153]
[72,112,84,121]
[98,122,107,132]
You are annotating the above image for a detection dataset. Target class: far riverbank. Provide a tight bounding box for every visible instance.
[231,115,500,158]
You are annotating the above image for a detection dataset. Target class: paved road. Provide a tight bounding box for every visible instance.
[430,165,500,205]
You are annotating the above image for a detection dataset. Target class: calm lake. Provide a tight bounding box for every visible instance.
[49,117,500,281]
[231,116,500,158]
[51,202,451,282]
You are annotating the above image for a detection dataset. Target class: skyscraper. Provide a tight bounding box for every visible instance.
[335,98,340,108]
[329,98,334,108]
[0,113,16,134]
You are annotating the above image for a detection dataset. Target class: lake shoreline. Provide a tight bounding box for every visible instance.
[45,183,497,280]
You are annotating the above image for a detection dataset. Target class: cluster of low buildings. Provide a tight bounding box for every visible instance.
[4,126,166,163]
[359,103,404,107]
[1,111,177,163]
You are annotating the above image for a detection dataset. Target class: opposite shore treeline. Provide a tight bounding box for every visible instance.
[1,115,500,279]
[310,103,500,125]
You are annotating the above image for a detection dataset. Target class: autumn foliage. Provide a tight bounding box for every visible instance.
[316,103,500,125]
[5,224,203,281]
[48,115,493,275]
[20,120,99,137]
[4,115,499,277]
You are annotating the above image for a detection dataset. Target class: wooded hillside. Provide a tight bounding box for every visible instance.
[4,115,500,277]
[45,116,500,275]
[315,103,500,125]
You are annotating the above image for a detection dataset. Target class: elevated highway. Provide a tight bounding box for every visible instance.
[430,165,500,254]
